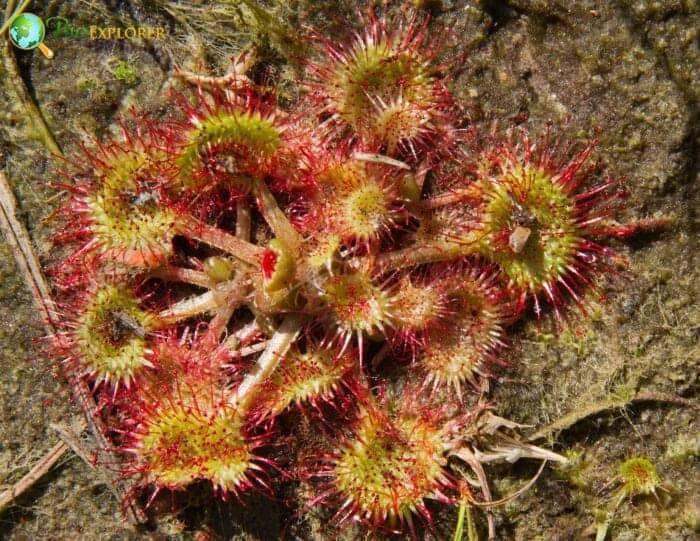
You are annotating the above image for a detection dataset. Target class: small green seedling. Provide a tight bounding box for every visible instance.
[595,457,664,541]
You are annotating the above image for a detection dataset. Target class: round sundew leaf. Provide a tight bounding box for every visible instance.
[73,284,154,385]
[321,271,393,337]
[175,111,282,191]
[138,403,253,493]
[314,399,453,531]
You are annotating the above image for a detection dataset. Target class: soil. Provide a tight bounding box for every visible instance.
[0,1,697,540]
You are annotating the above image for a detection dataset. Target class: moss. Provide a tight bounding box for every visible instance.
[75,78,98,93]
[664,432,700,463]
[554,448,589,490]
[111,60,139,87]
[558,327,592,358]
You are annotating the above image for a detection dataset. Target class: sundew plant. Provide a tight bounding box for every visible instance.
[40,4,650,539]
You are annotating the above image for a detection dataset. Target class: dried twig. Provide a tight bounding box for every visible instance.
[1,36,61,153]
[0,440,69,512]
[0,169,144,523]
[0,0,30,37]
[527,391,699,442]
[49,420,92,470]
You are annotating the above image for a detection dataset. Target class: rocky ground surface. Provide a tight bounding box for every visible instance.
[0,1,697,539]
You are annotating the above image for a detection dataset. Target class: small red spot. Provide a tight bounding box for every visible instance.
[261,248,278,281]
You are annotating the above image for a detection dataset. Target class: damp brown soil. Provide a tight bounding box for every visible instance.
[0,1,697,540]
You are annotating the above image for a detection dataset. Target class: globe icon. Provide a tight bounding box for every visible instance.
[9,13,45,50]
[8,12,53,58]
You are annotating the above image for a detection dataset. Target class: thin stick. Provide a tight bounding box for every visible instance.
[527,392,698,442]
[0,169,144,524]
[49,419,141,519]
[49,420,92,469]
[0,178,57,320]
[0,0,30,37]
[0,440,69,512]
[1,42,61,155]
